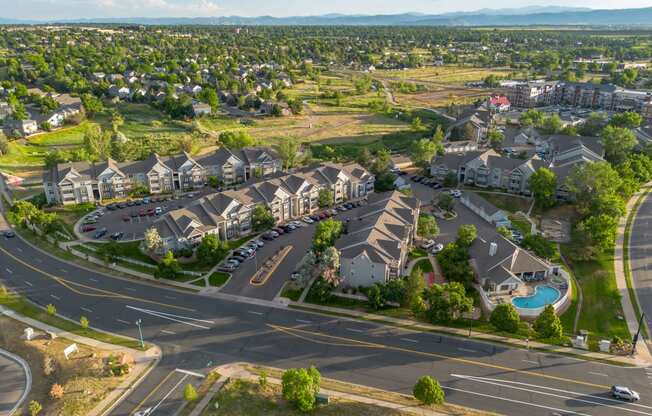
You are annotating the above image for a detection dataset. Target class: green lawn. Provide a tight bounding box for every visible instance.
[472,192,532,214]
[414,258,433,273]
[560,245,630,343]
[509,214,532,236]
[0,290,143,350]
[29,121,96,147]
[86,241,156,265]
[208,272,230,287]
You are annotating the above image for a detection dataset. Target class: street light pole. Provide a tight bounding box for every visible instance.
[631,312,645,356]
[136,319,144,349]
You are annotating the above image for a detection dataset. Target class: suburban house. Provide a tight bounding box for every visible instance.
[152,162,375,250]
[337,191,420,287]
[195,146,282,185]
[192,101,212,117]
[460,192,511,227]
[6,118,38,136]
[447,109,492,142]
[488,95,511,113]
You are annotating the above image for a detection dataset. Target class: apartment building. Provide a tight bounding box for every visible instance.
[336,191,420,287]
[152,162,375,250]
[44,147,283,205]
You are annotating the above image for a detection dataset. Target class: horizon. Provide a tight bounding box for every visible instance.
[2,1,652,21]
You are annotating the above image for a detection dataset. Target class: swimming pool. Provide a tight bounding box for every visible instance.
[512,285,560,309]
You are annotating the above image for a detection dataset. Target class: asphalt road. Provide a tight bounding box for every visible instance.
[0,350,29,416]
[1,227,652,416]
[628,190,652,335]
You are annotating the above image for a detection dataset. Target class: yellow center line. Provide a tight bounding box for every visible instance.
[0,246,195,312]
[130,369,177,415]
[268,324,609,390]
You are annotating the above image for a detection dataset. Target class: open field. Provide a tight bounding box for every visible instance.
[0,316,132,416]
[377,66,515,85]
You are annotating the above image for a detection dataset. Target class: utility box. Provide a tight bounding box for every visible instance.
[315,393,330,405]
[599,340,611,353]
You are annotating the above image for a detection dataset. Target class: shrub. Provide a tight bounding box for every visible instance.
[282,366,321,412]
[490,303,520,333]
[413,376,445,405]
[28,400,42,416]
[43,355,56,376]
[184,383,198,402]
[533,304,563,339]
[46,303,57,316]
[80,316,89,329]
[49,383,64,400]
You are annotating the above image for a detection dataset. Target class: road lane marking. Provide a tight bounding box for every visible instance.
[457,347,477,353]
[522,359,538,365]
[60,269,67,273]
[296,319,312,324]
[346,328,364,333]
[116,319,131,325]
[50,294,61,300]
[149,374,189,414]
[89,278,99,282]
[588,371,608,377]
[80,307,93,313]
[175,368,205,378]
[126,305,212,329]
[400,338,419,343]
[5,268,12,274]
[443,385,591,416]
[125,287,137,292]
[248,311,263,316]
[16,247,22,252]
[24,281,33,287]
[268,324,609,390]
[0,245,194,311]
[160,329,176,335]
[165,295,176,300]
[451,374,652,412]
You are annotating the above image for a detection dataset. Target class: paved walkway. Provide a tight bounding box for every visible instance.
[0,348,30,416]
[291,301,651,366]
[614,183,652,362]
[0,306,160,416]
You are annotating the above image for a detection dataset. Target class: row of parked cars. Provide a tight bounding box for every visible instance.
[411,175,443,189]
[218,239,265,272]
[105,194,197,211]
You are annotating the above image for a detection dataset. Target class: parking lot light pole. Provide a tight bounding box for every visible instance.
[631,312,645,356]
[136,319,144,349]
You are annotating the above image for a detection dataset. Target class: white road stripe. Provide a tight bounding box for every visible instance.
[50,294,61,300]
[346,328,364,333]
[164,295,176,300]
[248,311,263,316]
[295,319,312,324]
[24,281,33,287]
[89,278,99,282]
[34,258,42,263]
[116,319,131,325]
[588,371,608,377]
[400,338,419,343]
[16,247,22,252]
[60,269,67,273]
[160,329,176,335]
[80,307,93,313]
[175,368,205,378]
[457,347,477,353]
[522,359,538,365]
[125,287,137,292]
[5,268,12,274]
[149,374,189,414]
[126,305,212,329]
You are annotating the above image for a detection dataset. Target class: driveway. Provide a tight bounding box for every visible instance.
[0,349,30,416]
[76,188,214,241]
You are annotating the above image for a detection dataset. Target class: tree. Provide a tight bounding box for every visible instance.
[565,162,622,216]
[28,400,42,416]
[521,234,556,260]
[97,240,121,264]
[252,204,275,231]
[497,225,511,239]
[403,267,425,308]
[456,224,477,247]
[413,376,445,405]
[184,383,198,402]
[436,243,475,286]
[437,193,454,212]
[0,134,8,156]
[528,168,557,209]
[367,284,385,310]
[422,282,473,323]
[81,93,104,118]
[356,148,372,168]
[319,246,341,287]
[318,188,334,208]
[487,129,504,150]
[80,316,89,329]
[577,214,619,252]
[281,367,321,412]
[490,303,520,333]
[542,114,562,134]
[219,130,255,149]
[431,125,446,156]
[49,383,64,400]
[144,228,163,252]
[196,234,228,264]
[410,138,437,168]
[371,148,392,176]
[519,109,544,128]
[462,122,476,141]
[155,251,181,280]
[609,111,642,129]
[83,124,112,161]
[312,219,342,253]
[533,304,563,340]
[417,214,439,239]
[443,172,458,188]
[276,138,300,169]
[601,125,637,164]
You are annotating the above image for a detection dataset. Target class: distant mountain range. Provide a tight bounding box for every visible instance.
[2,6,652,26]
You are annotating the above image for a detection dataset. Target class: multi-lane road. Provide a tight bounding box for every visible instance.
[1,225,652,416]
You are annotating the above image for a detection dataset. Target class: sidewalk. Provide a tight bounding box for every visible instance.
[0,305,161,416]
[614,183,652,362]
[290,301,651,367]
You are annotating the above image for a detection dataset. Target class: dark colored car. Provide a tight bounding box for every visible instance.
[93,228,108,239]
[273,227,285,235]
[262,232,275,241]
[3,230,16,238]
[309,214,320,222]
[81,225,97,233]
[110,232,124,241]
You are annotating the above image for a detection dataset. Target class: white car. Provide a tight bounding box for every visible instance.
[611,385,640,401]
[430,243,444,253]
[302,216,314,224]
[420,240,435,250]
[449,189,462,198]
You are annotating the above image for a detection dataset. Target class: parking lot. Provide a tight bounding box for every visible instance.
[76,188,214,241]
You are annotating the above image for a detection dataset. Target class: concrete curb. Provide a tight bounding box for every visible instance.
[0,348,31,416]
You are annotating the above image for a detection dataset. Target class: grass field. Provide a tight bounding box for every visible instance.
[378,66,515,85]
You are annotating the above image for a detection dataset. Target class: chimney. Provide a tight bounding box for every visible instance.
[489,242,498,257]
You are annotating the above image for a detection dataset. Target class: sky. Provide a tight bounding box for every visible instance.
[2,0,651,20]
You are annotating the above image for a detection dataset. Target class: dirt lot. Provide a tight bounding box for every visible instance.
[0,317,131,416]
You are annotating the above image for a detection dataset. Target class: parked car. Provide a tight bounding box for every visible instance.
[302,216,314,224]
[93,228,108,239]
[273,227,285,235]
[449,189,462,198]
[127,201,136,207]
[309,214,320,222]
[430,243,445,253]
[232,255,247,263]
[110,232,124,241]
[155,207,163,215]
[106,204,117,211]
[147,208,156,216]
[262,232,276,241]
[143,197,151,204]
[611,386,640,401]
[218,264,236,272]
[122,214,130,222]
[253,239,264,247]
[420,240,435,250]
[81,225,97,233]
[134,199,143,206]
[3,230,15,238]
